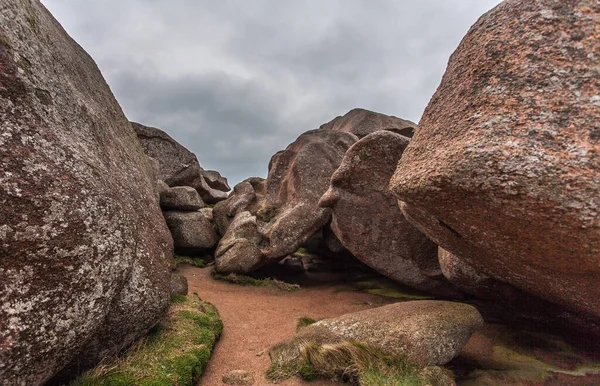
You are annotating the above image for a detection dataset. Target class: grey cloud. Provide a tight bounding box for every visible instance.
[42,0,502,185]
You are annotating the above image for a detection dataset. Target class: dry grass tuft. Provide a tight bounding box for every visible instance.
[211,270,301,292]
[266,336,454,385]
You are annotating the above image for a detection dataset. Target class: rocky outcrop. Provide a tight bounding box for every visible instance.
[391,0,600,333]
[319,108,417,138]
[160,186,205,211]
[132,122,229,204]
[214,130,357,273]
[213,177,266,236]
[320,131,456,296]
[298,301,483,366]
[163,211,219,255]
[0,1,172,383]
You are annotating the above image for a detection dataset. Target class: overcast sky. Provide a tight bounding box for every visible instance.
[42,0,501,186]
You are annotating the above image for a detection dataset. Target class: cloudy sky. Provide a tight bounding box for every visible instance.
[42,0,501,186]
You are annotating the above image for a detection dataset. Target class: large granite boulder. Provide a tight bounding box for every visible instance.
[297,301,483,366]
[132,122,229,204]
[0,1,172,383]
[391,0,600,332]
[163,211,219,254]
[319,131,456,296]
[214,130,357,273]
[261,129,358,258]
[319,108,418,138]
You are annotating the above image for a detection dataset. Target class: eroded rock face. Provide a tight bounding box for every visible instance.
[319,108,417,138]
[163,211,219,254]
[391,0,600,331]
[0,1,172,383]
[319,131,455,296]
[132,122,228,204]
[299,301,483,366]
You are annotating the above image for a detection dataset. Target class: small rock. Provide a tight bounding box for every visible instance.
[163,211,219,254]
[203,169,231,192]
[170,274,188,296]
[160,186,205,211]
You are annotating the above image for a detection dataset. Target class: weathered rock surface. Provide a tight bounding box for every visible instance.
[160,186,205,211]
[319,108,417,138]
[391,0,600,331]
[214,131,357,273]
[132,122,228,204]
[163,211,219,254]
[299,301,483,366]
[0,1,172,383]
[200,207,214,222]
[170,274,189,296]
[215,211,266,273]
[320,131,456,296]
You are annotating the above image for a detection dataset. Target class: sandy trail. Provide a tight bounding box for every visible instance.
[179,265,389,386]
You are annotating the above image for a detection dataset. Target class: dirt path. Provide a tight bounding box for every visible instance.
[179,265,390,386]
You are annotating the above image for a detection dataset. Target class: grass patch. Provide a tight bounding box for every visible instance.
[293,247,311,257]
[266,338,452,385]
[211,271,300,292]
[353,278,434,301]
[71,293,223,386]
[174,255,206,268]
[296,316,318,331]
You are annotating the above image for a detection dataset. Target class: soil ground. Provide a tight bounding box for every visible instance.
[180,265,600,386]
[180,265,392,386]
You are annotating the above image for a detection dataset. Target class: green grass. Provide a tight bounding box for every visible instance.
[293,248,311,257]
[174,255,206,268]
[352,278,434,300]
[71,294,223,386]
[296,316,318,331]
[211,271,300,292]
[266,337,452,385]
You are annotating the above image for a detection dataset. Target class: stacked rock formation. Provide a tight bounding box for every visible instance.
[213,110,438,286]
[133,122,230,204]
[161,186,219,256]
[133,123,229,256]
